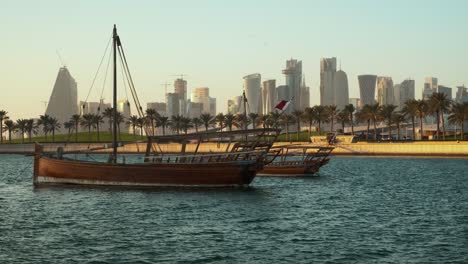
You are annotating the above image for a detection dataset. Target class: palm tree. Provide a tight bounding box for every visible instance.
[157,116,170,135]
[312,105,327,135]
[281,114,295,142]
[429,92,451,140]
[115,112,125,140]
[402,99,418,140]
[200,113,214,131]
[181,117,192,134]
[80,114,95,141]
[64,121,74,142]
[292,110,303,141]
[137,117,146,138]
[415,100,428,140]
[102,107,113,133]
[326,105,338,132]
[3,120,16,143]
[268,112,281,130]
[356,105,372,141]
[0,110,8,144]
[192,117,203,133]
[48,117,61,142]
[37,115,51,142]
[127,115,139,140]
[344,104,355,135]
[302,107,315,139]
[145,108,159,136]
[70,114,81,143]
[336,110,349,133]
[16,119,27,143]
[215,113,225,129]
[391,112,406,140]
[259,114,269,129]
[223,114,235,131]
[234,113,249,130]
[448,102,467,140]
[248,113,259,129]
[368,103,381,141]
[171,115,183,135]
[25,119,37,143]
[93,114,104,142]
[380,105,397,139]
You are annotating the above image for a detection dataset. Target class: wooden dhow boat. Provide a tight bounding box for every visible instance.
[33,129,280,187]
[33,25,280,187]
[258,145,334,176]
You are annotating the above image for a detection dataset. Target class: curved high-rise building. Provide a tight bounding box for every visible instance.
[243,73,262,114]
[333,70,349,110]
[262,79,276,115]
[46,67,78,130]
[358,75,377,107]
[283,59,302,110]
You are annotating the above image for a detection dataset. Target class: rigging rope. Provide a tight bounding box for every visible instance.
[82,34,112,111]
[97,41,113,113]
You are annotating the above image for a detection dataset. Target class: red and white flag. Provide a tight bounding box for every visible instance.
[274,100,291,111]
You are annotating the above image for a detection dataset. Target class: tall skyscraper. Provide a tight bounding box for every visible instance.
[45,67,78,128]
[243,73,262,114]
[397,79,415,109]
[166,93,179,117]
[227,96,243,114]
[276,85,290,103]
[282,59,302,110]
[191,87,216,115]
[377,77,394,106]
[300,77,310,110]
[358,75,377,107]
[320,57,349,109]
[455,85,468,103]
[187,102,203,118]
[262,79,276,115]
[320,57,337,106]
[423,77,438,100]
[174,78,187,116]
[333,70,349,109]
[437,85,452,99]
[147,102,167,117]
[393,84,401,108]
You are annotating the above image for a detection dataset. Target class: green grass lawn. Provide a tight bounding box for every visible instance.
[10,131,146,144]
[276,130,325,142]
[5,130,467,144]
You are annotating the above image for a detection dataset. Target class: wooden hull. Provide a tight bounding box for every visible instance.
[258,159,328,177]
[34,156,258,187]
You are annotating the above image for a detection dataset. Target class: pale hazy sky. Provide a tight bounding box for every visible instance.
[1,0,467,119]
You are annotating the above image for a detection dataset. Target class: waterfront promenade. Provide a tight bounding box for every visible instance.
[1,141,467,157]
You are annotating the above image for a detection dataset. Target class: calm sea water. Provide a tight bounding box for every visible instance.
[0,154,467,263]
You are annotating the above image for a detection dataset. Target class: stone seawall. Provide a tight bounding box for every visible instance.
[0,142,467,157]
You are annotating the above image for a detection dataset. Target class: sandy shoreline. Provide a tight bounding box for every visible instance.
[0,141,466,158]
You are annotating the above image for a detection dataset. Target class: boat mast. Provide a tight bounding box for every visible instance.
[112,25,118,163]
[242,90,247,131]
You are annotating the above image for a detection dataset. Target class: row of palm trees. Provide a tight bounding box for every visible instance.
[352,93,467,141]
[1,93,466,143]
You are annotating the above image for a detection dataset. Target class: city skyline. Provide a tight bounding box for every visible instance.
[1,0,468,119]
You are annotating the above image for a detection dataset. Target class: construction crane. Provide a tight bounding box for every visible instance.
[161,82,171,95]
[56,50,67,67]
[171,74,188,80]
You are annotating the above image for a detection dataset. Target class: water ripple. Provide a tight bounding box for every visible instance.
[1,155,467,263]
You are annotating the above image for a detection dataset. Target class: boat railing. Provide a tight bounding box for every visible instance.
[144,150,267,164]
